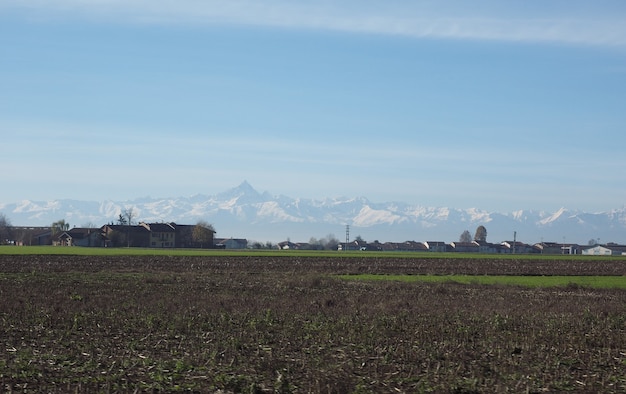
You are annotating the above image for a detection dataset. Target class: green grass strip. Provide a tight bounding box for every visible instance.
[337,274,626,289]
[0,246,339,257]
[2,246,625,260]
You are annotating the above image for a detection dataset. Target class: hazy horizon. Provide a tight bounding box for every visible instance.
[2,180,625,246]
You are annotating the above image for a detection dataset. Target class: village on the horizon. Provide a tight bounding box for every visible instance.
[2,215,625,256]
[3,181,626,250]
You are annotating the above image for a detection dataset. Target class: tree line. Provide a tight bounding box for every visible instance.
[459,225,487,243]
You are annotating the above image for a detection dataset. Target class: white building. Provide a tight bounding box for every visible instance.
[582,245,619,256]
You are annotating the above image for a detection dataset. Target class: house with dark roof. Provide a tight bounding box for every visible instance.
[424,241,449,252]
[277,240,299,250]
[7,226,52,246]
[380,241,428,252]
[215,238,247,249]
[449,241,480,253]
[364,240,384,251]
[533,242,564,254]
[174,224,211,248]
[101,224,150,247]
[141,222,176,248]
[100,222,214,249]
[474,240,505,254]
[500,241,537,254]
[344,239,368,251]
[276,241,321,250]
[57,227,105,247]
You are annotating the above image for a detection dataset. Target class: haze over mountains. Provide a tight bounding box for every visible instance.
[2,181,625,245]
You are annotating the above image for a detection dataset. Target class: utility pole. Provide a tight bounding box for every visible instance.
[512,231,516,254]
[345,224,350,252]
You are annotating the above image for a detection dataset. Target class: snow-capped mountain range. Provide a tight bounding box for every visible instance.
[2,181,625,244]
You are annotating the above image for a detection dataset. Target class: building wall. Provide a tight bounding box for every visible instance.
[582,246,614,255]
[150,232,175,248]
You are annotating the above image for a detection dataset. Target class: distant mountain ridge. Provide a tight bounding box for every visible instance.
[2,181,625,244]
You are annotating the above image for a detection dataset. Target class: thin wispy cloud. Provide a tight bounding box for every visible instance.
[4,0,626,47]
[2,1,626,211]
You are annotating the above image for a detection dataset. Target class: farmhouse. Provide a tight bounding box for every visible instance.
[102,224,150,248]
[277,241,299,250]
[501,241,535,254]
[141,222,176,248]
[101,222,215,248]
[57,227,105,247]
[534,242,563,254]
[5,226,52,246]
[344,239,369,251]
[214,238,248,249]
[276,241,323,250]
[449,241,480,253]
[424,241,448,252]
[382,241,428,252]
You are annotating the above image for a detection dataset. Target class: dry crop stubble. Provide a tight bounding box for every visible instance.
[0,255,624,392]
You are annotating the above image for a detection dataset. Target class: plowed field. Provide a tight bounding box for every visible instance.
[1,255,625,393]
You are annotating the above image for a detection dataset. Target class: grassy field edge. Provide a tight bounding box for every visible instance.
[2,245,626,260]
[338,273,626,289]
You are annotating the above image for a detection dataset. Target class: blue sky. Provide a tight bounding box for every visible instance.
[1,0,625,212]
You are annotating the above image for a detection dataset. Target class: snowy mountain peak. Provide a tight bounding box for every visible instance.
[234,180,257,194]
[216,181,262,203]
[539,207,570,225]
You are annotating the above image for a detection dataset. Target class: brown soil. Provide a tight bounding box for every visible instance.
[1,255,624,393]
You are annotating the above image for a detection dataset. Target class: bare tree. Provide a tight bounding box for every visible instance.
[122,207,136,226]
[459,230,472,243]
[51,219,70,235]
[321,234,340,250]
[120,208,136,248]
[474,225,487,242]
[0,213,12,244]
[192,220,215,248]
